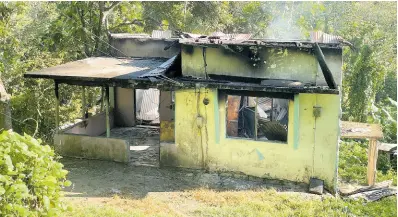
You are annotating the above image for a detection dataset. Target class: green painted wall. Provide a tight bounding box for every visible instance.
[160,88,340,192]
[181,45,342,86]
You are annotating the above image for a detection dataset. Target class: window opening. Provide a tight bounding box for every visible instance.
[226,95,289,143]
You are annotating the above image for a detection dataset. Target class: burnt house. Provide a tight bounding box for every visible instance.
[25,31,344,192]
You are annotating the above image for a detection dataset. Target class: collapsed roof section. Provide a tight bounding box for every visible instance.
[24,30,344,95]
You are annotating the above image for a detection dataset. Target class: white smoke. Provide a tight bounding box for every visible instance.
[265,16,306,41]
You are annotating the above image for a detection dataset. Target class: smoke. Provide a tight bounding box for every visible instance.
[264,16,306,41]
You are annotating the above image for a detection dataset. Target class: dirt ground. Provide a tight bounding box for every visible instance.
[61,157,327,200]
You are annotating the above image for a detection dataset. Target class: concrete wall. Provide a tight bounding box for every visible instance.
[64,111,114,136]
[54,134,129,163]
[160,88,340,192]
[181,45,343,86]
[110,36,180,58]
[159,91,174,121]
[114,87,135,127]
[159,91,175,142]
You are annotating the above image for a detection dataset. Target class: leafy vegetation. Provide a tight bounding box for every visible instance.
[0,130,70,216]
[339,140,397,185]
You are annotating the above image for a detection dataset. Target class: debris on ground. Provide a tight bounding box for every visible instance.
[340,180,397,202]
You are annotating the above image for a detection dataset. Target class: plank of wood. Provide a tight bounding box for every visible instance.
[341,121,383,139]
[367,139,378,186]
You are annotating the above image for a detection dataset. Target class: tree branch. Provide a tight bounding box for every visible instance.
[102,1,121,31]
[104,1,121,12]
[109,19,144,30]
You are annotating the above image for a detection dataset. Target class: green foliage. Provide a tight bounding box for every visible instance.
[0,0,396,172]
[339,140,397,185]
[0,130,70,216]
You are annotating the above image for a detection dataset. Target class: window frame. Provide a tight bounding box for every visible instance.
[223,90,292,144]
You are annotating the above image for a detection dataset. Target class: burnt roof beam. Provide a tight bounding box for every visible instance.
[313,43,337,89]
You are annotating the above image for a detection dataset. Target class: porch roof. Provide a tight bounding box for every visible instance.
[24,57,169,82]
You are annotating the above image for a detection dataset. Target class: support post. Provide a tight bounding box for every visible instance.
[82,86,86,119]
[367,139,378,186]
[313,43,337,89]
[254,97,258,140]
[54,81,59,134]
[100,87,104,112]
[105,86,110,138]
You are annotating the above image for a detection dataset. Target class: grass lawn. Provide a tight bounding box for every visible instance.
[60,140,397,217]
[62,189,397,217]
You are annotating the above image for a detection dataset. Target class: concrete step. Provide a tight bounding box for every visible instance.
[129,145,159,167]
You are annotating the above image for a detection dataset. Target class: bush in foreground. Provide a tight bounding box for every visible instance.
[0,130,70,216]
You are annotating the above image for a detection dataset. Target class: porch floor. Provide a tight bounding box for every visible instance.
[101,126,160,167]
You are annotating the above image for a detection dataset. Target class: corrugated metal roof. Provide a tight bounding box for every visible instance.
[210,32,252,41]
[24,57,168,80]
[151,30,172,39]
[138,55,178,78]
[310,31,342,44]
[110,33,150,38]
[179,32,252,41]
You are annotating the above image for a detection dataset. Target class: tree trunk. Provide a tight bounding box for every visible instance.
[77,5,90,57]
[95,2,105,56]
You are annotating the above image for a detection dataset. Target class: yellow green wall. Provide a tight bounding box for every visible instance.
[181,45,343,87]
[160,88,340,191]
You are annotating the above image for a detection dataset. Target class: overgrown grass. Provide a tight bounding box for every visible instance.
[62,195,179,217]
[62,189,397,217]
[339,140,397,185]
[191,189,397,217]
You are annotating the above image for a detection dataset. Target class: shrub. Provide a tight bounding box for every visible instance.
[0,130,70,216]
[339,140,397,185]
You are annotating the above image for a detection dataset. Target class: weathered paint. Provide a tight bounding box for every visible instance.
[293,94,300,150]
[110,36,180,58]
[64,111,115,137]
[160,121,175,142]
[54,133,129,163]
[213,90,220,144]
[160,88,340,191]
[114,87,135,127]
[181,45,342,86]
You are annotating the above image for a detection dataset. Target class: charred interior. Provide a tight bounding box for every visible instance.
[226,95,289,143]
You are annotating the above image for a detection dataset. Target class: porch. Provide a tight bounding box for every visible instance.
[55,111,161,167]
